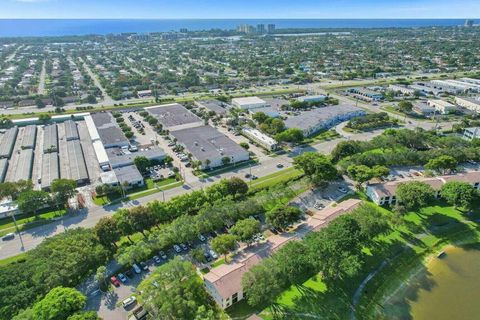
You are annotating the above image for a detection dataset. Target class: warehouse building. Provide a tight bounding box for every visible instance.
[64,120,80,141]
[455,96,480,112]
[93,140,110,169]
[43,124,58,153]
[195,99,229,115]
[145,103,204,131]
[91,112,130,148]
[427,99,457,114]
[65,140,89,185]
[171,125,250,169]
[242,127,278,151]
[9,149,33,182]
[20,125,37,150]
[231,96,270,110]
[346,88,384,101]
[388,84,416,96]
[0,126,19,159]
[285,105,366,137]
[41,152,59,190]
[84,114,101,142]
[0,158,8,182]
[113,165,145,189]
[107,146,166,169]
[297,94,327,103]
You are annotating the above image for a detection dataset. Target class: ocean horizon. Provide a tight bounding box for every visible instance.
[0,18,476,37]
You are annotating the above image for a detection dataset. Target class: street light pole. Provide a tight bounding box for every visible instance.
[10,212,24,250]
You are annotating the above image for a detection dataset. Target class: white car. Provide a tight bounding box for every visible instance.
[173,245,182,253]
[122,296,137,309]
[118,273,127,283]
[132,263,141,274]
[209,249,218,259]
[198,234,206,242]
[338,186,348,193]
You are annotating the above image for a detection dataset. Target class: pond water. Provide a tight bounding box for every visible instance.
[384,245,480,320]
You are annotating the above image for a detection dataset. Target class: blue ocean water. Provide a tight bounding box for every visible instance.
[0,19,473,37]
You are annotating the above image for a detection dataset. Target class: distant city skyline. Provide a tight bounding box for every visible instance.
[1,0,480,19]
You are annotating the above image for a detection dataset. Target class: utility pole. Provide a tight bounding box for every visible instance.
[10,212,24,250]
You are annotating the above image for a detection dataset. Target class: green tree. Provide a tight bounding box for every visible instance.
[16,190,50,215]
[397,100,413,113]
[266,206,302,230]
[331,140,364,162]
[95,266,107,288]
[239,142,250,150]
[67,311,101,320]
[138,258,218,319]
[396,181,435,210]
[211,234,237,260]
[230,218,261,245]
[425,155,458,174]
[347,164,389,189]
[221,156,231,166]
[242,258,285,307]
[293,152,337,186]
[275,128,304,143]
[51,179,77,208]
[440,181,476,208]
[252,112,268,124]
[133,156,151,174]
[191,248,207,263]
[223,177,248,198]
[26,287,86,320]
[94,217,120,248]
[116,241,152,266]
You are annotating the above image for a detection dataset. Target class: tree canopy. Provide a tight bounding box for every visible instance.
[440,181,477,208]
[396,181,435,210]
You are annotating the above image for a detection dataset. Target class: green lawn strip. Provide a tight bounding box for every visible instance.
[211,258,226,268]
[196,159,259,178]
[93,178,182,205]
[251,201,479,320]
[0,209,67,236]
[249,168,304,191]
[0,252,27,266]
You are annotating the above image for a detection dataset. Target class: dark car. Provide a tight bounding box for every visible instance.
[140,262,149,271]
[125,269,134,278]
[204,252,212,262]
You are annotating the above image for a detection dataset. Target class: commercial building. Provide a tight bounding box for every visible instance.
[249,106,279,118]
[91,112,130,148]
[455,96,480,112]
[0,158,8,182]
[430,79,480,94]
[113,165,144,189]
[388,84,416,95]
[20,125,37,149]
[413,102,436,116]
[366,172,480,205]
[65,140,89,185]
[284,104,366,137]
[346,88,384,101]
[92,140,110,168]
[297,94,327,103]
[9,149,33,182]
[145,103,204,131]
[195,100,229,115]
[409,83,443,96]
[231,97,270,110]
[137,90,152,98]
[0,126,18,158]
[242,127,278,151]
[64,120,80,141]
[43,124,58,153]
[427,99,457,114]
[463,127,480,141]
[170,125,249,169]
[41,152,59,190]
[107,146,166,169]
[84,114,101,142]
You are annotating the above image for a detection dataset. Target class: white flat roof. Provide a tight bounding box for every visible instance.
[231,96,266,106]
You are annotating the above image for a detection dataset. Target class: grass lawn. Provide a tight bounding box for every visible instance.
[249,167,303,191]
[196,159,259,179]
[303,129,340,144]
[0,252,27,266]
[93,178,180,205]
[211,258,226,268]
[234,199,480,320]
[0,209,67,236]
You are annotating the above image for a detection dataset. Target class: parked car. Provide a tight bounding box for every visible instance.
[133,263,141,274]
[173,245,182,253]
[244,173,251,179]
[276,163,284,168]
[204,252,212,262]
[2,233,14,241]
[122,296,137,309]
[110,276,120,287]
[198,234,206,242]
[140,262,149,271]
[118,273,127,283]
[338,186,348,193]
[251,175,258,180]
[180,243,188,251]
[159,251,167,259]
[209,249,218,259]
[125,269,134,278]
[153,256,161,264]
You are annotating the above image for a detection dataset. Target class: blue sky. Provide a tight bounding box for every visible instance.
[1,0,480,19]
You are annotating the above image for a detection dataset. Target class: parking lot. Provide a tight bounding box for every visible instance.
[291,181,352,214]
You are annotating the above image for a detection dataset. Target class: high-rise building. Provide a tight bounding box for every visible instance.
[267,24,276,33]
[257,24,265,34]
[180,28,188,33]
[237,24,255,34]
[465,19,474,27]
